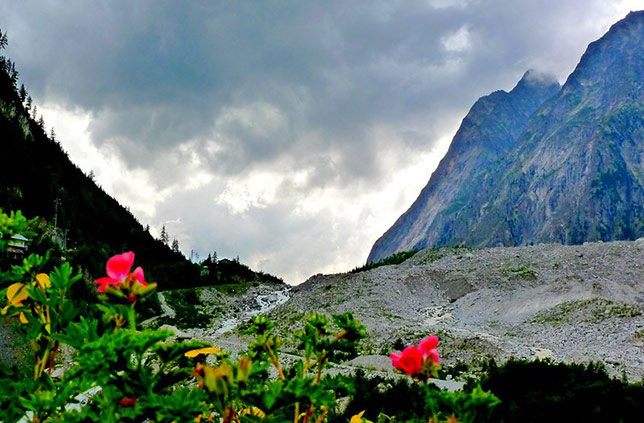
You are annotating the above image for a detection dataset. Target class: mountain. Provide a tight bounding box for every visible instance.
[369,10,644,262]
[369,71,561,261]
[0,32,282,290]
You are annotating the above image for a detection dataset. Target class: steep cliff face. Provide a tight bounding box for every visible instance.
[368,71,560,261]
[369,11,644,262]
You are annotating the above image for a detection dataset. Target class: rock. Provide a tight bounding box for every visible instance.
[276,240,644,379]
[159,324,191,340]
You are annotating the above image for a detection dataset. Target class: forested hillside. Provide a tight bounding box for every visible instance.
[0,31,281,290]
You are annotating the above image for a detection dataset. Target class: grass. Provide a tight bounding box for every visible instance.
[632,329,644,340]
[351,246,475,273]
[504,265,537,279]
[212,280,258,295]
[416,246,473,265]
[350,249,420,273]
[161,288,213,329]
[532,298,641,325]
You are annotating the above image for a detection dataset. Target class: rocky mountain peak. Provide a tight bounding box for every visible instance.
[367,70,560,263]
[564,10,644,96]
[516,69,559,89]
[369,11,644,263]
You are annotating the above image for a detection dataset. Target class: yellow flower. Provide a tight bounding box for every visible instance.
[350,410,365,423]
[35,273,51,289]
[239,406,266,418]
[5,282,29,305]
[2,283,29,324]
[184,347,221,358]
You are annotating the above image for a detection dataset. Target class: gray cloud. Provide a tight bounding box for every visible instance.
[0,0,637,281]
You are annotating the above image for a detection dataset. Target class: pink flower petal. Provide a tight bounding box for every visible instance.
[419,335,439,354]
[390,352,402,370]
[106,252,135,281]
[429,348,440,364]
[133,266,147,286]
[95,277,118,286]
[399,346,423,376]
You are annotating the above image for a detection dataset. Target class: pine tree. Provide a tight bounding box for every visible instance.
[9,60,17,84]
[26,96,32,111]
[38,115,45,128]
[171,239,179,253]
[19,84,26,103]
[160,225,169,245]
[0,29,8,49]
[49,127,56,142]
[32,105,37,119]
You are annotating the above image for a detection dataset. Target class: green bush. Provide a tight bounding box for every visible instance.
[472,358,644,423]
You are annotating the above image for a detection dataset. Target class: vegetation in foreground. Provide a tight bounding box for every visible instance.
[0,208,500,423]
[3,207,644,423]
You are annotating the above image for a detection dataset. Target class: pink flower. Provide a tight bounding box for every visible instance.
[419,335,440,363]
[419,335,439,354]
[95,252,147,292]
[427,348,440,364]
[398,346,423,376]
[390,352,402,370]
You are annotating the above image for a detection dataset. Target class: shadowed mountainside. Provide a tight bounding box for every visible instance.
[370,11,644,262]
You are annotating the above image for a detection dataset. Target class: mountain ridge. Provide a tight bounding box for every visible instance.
[369,10,644,262]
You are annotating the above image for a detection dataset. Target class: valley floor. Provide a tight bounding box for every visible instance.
[156,240,644,382]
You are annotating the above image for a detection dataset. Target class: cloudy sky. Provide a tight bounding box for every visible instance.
[1,0,641,283]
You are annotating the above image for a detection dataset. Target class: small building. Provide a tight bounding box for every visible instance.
[7,234,29,257]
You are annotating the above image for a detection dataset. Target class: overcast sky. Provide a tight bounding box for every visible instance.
[1,0,641,283]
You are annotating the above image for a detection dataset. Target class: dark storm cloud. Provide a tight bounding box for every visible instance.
[2,0,619,184]
[0,0,635,281]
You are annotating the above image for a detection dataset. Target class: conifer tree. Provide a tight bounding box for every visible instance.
[19,84,26,103]
[0,29,7,49]
[160,225,169,245]
[171,239,180,253]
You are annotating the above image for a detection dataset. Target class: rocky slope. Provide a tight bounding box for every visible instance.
[369,11,644,262]
[369,71,560,262]
[274,240,644,379]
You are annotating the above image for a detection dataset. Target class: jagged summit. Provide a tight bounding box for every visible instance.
[369,11,644,262]
[518,69,559,87]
